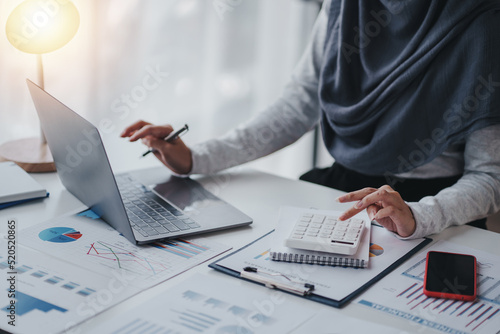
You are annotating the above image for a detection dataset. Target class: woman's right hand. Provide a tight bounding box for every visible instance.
[121,120,193,175]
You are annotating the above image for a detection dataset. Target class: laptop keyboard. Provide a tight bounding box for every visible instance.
[115,175,201,238]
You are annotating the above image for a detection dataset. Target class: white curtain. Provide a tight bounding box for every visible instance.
[0,0,329,178]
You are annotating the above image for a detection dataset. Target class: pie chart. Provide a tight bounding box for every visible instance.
[369,243,384,257]
[39,227,82,243]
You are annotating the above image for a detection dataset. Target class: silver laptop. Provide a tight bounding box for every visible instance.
[27,79,252,244]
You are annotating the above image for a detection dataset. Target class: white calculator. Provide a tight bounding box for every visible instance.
[284,212,366,255]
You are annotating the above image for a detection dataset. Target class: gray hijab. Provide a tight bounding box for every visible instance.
[319,0,500,176]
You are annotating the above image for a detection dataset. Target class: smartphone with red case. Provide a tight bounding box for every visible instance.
[423,251,477,301]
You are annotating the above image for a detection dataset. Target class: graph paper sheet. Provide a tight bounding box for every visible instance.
[2,210,231,333]
[355,240,500,334]
[0,243,139,334]
[18,210,231,288]
[94,273,318,334]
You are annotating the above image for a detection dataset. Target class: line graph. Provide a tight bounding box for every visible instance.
[20,211,231,288]
[86,241,170,275]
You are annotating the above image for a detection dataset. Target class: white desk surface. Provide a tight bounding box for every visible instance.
[3,166,500,333]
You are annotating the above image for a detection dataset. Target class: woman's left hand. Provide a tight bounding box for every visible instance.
[336,185,416,238]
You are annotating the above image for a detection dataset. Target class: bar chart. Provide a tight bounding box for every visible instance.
[357,241,500,334]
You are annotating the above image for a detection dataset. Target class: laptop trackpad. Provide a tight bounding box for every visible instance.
[152,176,224,218]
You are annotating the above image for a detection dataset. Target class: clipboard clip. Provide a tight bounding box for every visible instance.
[241,267,315,296]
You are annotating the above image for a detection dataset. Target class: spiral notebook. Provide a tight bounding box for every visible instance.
[270,206,371,268]
[209,226,431,308]
[0,162,49,209]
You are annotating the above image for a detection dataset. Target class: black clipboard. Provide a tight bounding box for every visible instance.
[209,227,432,308]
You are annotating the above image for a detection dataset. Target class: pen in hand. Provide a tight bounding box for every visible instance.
[141,124,189,157]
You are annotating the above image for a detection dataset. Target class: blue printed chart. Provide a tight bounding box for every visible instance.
[5,291,68,316]
[94,274,317,334]
[12,211,230,333]
[0,244,124,334]
[20,210,231,289]
[39,227,83,243]
[357,241,500,334]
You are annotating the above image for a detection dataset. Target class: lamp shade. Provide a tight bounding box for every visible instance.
[6,0,79,54]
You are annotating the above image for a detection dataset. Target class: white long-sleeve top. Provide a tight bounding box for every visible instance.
[188,0,500,238]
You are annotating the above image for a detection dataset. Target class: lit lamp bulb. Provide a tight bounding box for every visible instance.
[0,0,79,172]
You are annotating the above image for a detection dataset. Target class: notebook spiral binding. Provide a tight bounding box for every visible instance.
[270,251,367,268]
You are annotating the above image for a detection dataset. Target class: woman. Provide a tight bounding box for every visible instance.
[121,0,500,239]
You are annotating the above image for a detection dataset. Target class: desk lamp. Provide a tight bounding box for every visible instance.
[0,0,80,172]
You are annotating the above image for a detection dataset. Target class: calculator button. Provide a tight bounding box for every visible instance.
[312,215,325,223]
[284,210,365,255]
